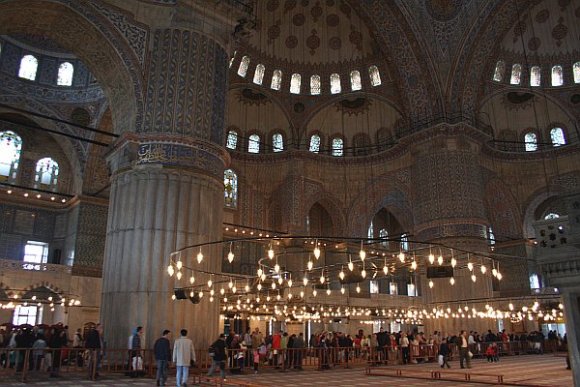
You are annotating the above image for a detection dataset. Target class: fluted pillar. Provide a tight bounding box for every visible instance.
[101,19,233,349]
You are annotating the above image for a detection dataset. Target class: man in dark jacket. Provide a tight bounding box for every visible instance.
[85,324,102,379]
[208,334,227,380]
[153,330,171,386]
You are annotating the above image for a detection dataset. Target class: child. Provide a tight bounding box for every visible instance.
[485,343,498,362]
[253,349,260,374]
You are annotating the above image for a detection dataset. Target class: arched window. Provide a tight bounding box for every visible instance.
[0,131,22,180]
[550,127,566,147]
[367,221,374,239]
[530,66,541,86]
[237,56,250,77]
[248,134,260,153]
[310,75,321,95]
[272,133,284,152]
[18,55,38,81]
[57,62,74,86]
[379,228,388,248]
[226,130,238,150]
[400,233,409,251]
[369,65,382,86]
[350,70,362,91]
[524,132,538,152]
[510,64,522,85]
[330,73,341,94]
[551,65,563,86]
[290,73,301,94]
[352,133,371,156]
[229,51,237,68]
[493,60,505,82]
[309,134,321,153]
[224,169,238,209]
[271,70,282,90]
[574,62,580,83]
[488,226,496,246]
[35,157,59,188]
[331,137,343,156]
[544,212,560,220]
[253,64,265,85]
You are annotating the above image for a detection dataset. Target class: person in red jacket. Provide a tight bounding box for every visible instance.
[272,331,282,368]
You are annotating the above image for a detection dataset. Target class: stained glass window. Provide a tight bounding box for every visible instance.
[510,64,522,85]
[367,221,374,239]
[0,131,22,180]
[226,130,238,149]
[369,65,381,86]
[524,132,538,152]
[331,137,343,156]
[309,134,321,153]
[350,70,362,91]
[310,74,321,95]
[290,73,301,94]
[551,65,563,86]
[18,55,38,81]
[574,62,580,83]
[272,133,284,152]
[271,70,282,90]
[550,127,566,147]
[35,157,59,188]
[401,233,409,251]
[248,134,260,153]
[330,73,341,94]
[237,56,250,77]
[224,169,238,208]
[544,213,560,220]
[493,60,505,82]
[253,64,265,85]
[530,66,541,86]
[57,62,74,86]
[488,226,496,246]
[379,228,388,248]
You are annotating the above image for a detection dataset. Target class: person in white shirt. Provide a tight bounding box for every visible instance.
[173,329,196,387]
[459,330,471,369]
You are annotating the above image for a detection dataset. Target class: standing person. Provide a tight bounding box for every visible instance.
[85,324,102,379]
[243,328,252,367]
[439,338,451,368]
[49,329,66,377]
[32,334,47,371]
[207,334,227,381]
[292,333,305,370]
[72,328,84,367]
[154,330,171,387]
[173,329,195,387]
[129,326,144,377]
[459,330,471,369]
[400,332,410,364]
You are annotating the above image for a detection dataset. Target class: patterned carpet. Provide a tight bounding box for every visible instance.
[0,354,572,386]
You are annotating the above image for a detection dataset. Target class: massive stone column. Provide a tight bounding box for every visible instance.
[101,21,232,350]
[411,126,493,334]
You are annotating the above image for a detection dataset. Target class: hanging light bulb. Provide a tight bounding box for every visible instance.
[383,264,389,275]
[326,288,331,295]
[278,277,283,285]
[428,253,435,265]
[271,282,276,289]
[467,262,474,271]
[319,274,325,284]
[340,287,345,294]
[190,291,195,298]
[312,289,317,297]
[307,260,313,270]
[348,260,354,272]
[197,248,203,264]
[361,269,367,279]
[356,284,361,293]
[398,252,405,263]
[428,280,434,289]
[339,267,345,280]
[359,241,366,261]
[437,255,443,266]
[449,277,455,285]
[288,293,293,300]
[411,260,417,270]
[274,263,280,273]
[210,289,215,296]
[314,245,321,260]
[190,276,195,284]
[198,291,203,298]
[257,283,262,291]
[480,265,487,274]
[471,274,477,282]
[167,265,175,277]
[492,268,498,277]
[288,279,293,287]
[260,274,266,281]
[228,279,233,289]
[268,244,275,260]
[220,288,225,295]
[508,302,514,311]
[207,278,213,288]
[266,295,271,302]
[497,272,503,280]
[303,276,308,286]
[232,285,237,293]
[176,271,182,280]
[176,260,183,270]
[451,257,457,268]
[257,267,263,277]
[227,250,234,263]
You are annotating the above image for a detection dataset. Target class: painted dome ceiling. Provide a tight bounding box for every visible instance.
[242,0,380,66]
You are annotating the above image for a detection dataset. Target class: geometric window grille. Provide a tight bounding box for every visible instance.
[35,157,59,188]
[487,226,496,246]
[309,134,321,153]
[290,73,301,94]
[272,133,284,152]
[0,131,22,180]
[253,64,265,85]
[350,70,362,91]
[331,137,343,156]
[379,228,388,248]
[493,60,505,82]
[510,64,522,85]
[551,65,563,86]
[226,130,238,150]
[574,62,580,83]
[530,66,541,86]
[400,233,409,251]
[550,127,566,147]
[18,55,38,81]
[369,65,382,86]
[271,70,282,91]
[248,134,260,153]
[330,73,341,94]
[224,169,238,209]
[524,132,538,152]
[238,56,250,77]
[57,62,74,86]
[310,74,321,95]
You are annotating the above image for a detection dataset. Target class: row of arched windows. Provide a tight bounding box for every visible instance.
[493,60,580,87]
[0,131,60,188]
[523,127,566,152]
[234,55,382,95]
[13,53,75,86]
